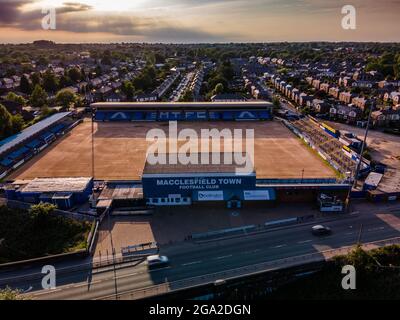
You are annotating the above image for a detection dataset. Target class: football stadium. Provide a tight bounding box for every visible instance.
[1,102,350,209]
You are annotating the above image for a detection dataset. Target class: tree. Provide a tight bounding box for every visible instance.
[272,96,281,111]
[11,114,25,133]
[55,89,77,109]
[0,104,13,139]
[0,287,25,300]
[5,92,27,106]
[68,67,82,82]
[41,104,52,117]
[30,84,48,108]
[20,74,31,94]
[213,83,225,95]
[31,72,41,87]
[121,81,135,101]
[30,203,56,223]
[179,89,194,102]
[42,70,59,93]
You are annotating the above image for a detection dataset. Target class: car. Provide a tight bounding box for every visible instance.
[311,225,332,236]
[146,255,169,269]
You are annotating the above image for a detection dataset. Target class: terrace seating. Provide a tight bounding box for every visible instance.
[26,139,43,150]
[8,146,31,161]
[0,157,13,168]
[49,123,66,134]
[41,132,56,144]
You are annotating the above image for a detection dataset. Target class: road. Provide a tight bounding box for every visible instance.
[3,208,399,300]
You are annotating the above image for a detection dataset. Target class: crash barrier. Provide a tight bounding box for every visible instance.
[121,242,159,257]
[191,215,315,241]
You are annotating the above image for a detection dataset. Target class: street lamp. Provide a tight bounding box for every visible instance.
[345,102,374,212]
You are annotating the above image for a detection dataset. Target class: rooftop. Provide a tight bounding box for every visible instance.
[143,152,255,176]
[0,112,71,156]
[92,101,272,110]
[20,177,92,193]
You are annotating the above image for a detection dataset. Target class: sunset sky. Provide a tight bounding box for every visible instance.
[0,0,399,43]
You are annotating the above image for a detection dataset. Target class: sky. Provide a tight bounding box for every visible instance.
[0,0,399,43]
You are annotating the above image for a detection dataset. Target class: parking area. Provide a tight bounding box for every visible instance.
[326,121,400,193]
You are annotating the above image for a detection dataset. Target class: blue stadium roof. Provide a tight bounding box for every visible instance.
[0,112,70,156]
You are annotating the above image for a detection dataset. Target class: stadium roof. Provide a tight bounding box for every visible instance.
[92,101,273,110]
[143,152,255,176]
[21,177,92,193]
[0,112,71,156]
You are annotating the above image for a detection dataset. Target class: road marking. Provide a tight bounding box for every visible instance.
[367,227,386,232]
[214,255,232,260]
[242,249,261,254]
[271,244,287,249]
[32,288,61,296]
[182,261,202,267]
[23,286,33,293]
[346,232,355,235]
[298,240,312,244]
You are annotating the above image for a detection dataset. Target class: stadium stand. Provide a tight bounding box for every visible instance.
[290,118,361,175]
[91,102,274,122]
[0,112,77,180]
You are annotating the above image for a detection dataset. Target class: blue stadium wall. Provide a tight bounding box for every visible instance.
[142,173,276,203]
[6,179,93,210]
[94,109,272,122]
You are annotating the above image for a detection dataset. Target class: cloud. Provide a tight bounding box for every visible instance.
[0,0,399,42]
[57,2,93,13]
[0,0,32,24]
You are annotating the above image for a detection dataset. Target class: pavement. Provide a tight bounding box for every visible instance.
[2,203,399,300]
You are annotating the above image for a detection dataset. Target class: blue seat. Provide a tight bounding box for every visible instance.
[95,112,106,121]
[0,158,13,167]
[26,139,42,149]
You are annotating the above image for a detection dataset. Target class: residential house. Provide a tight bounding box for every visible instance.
[136,93,158,102]
[312,99,330,114]
[211,93,246,102]
[292,88,300,102]
[351,80,374,89]
[320,83,330,93]
[299,93,313,107]
[339,91,354,104]
[371,110,386,127]
[329,105,362,123]
[1,78,14,90]
[329,87,340,99]
[312,79,321,90]
[352,97,372,111]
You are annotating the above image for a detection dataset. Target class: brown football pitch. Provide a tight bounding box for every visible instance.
[9,119,336,181]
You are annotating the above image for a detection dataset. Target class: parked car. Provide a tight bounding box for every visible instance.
[146,255,169,269]
[311,225,332,236]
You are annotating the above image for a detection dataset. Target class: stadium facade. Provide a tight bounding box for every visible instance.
[91,102,274,122]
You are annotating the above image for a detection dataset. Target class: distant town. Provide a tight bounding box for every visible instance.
[1,41,400,302]
[1,41,400,140]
